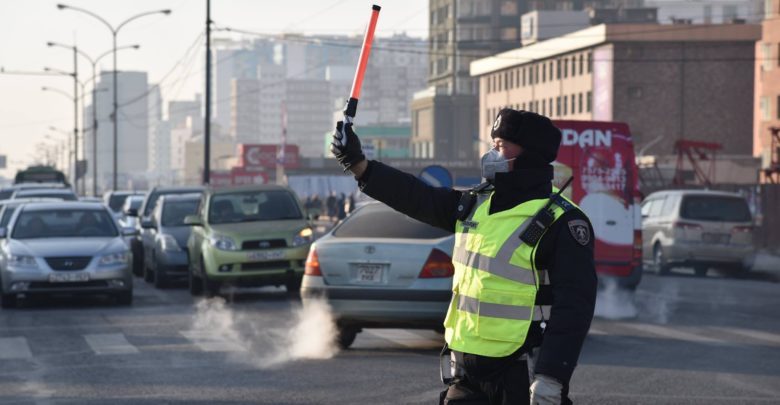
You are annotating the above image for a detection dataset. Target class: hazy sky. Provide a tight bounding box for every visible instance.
[0,0,428,178]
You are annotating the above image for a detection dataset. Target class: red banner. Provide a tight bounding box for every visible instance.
[237,144,300,169]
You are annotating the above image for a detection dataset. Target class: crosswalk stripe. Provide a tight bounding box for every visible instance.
[710,326,780,346]
[179,331,248,352]
[623,323,726,344]
[0,337,33,359]
[84,333,140,355]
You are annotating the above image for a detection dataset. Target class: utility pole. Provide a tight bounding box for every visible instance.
[203,0,212,185]
[72,46,80,191]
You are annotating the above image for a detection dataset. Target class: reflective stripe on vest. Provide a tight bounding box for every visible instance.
[444,190,579,357]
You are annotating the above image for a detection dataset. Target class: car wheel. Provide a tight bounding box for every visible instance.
[132,243,144,277]
[116,290,133,306]
[154,267,168,289]
[337,326,359,350]
[285,277,302,295]
[1,293,17,309]
[653,244,670,275]
[189,270,203,296]
[694,266,708,277]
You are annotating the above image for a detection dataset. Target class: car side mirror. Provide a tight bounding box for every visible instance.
[122,227,139,236]
[125,208,138,217]
[184,215,203,226]
[0,227,6,239]
[140,218,155,229]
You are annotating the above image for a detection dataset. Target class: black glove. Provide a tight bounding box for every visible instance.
[330,121,365,172]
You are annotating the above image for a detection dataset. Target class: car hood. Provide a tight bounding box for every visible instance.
[209,220,307,239]
[9,237,126,257]
[159,226,192,247]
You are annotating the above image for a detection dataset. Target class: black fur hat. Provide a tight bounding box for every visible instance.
[490,108,562,165]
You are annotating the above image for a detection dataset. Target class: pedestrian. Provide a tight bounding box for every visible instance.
[346,192,356,215]
[330,108,597,405]
[325,192,337,221]
[337,193,347,220]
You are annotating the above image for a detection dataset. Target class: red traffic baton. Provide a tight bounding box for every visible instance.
[342,4,381,130]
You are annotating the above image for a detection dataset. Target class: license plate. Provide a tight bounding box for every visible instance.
[246,250,284,261]
[356,264,384,283]
[49,272,90,283]
[702,233,730,244]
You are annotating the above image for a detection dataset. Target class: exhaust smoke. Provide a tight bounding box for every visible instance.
[594,277,638,320]
[187,296,339,368]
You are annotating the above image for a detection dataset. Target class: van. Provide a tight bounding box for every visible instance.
[552,120,643,290]
[641,190,754,277]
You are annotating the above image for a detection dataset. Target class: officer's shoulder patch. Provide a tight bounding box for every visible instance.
[567,219,590,246]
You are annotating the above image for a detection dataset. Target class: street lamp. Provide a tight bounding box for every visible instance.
[42,86,78,188]
[57,3,171,191]
[48,41,140,196]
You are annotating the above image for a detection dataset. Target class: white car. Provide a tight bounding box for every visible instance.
[301,202,454,349]
[0,202,134,308]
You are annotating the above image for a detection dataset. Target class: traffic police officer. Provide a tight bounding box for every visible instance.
[331,108,597,405]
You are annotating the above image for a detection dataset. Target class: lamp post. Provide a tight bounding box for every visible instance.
[57,3,171,191]
[48,42,140,196]
[42,86,78,188]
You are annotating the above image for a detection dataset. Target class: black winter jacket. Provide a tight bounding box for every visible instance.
[356,160,597,385]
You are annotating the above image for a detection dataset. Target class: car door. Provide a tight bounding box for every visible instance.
[187,194,209,271]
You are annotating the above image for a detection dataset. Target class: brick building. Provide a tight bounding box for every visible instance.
[755,0,780,182]
[471,23,760,157]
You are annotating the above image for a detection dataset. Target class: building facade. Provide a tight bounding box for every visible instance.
[755,0,780,181]
[471,23,760,156]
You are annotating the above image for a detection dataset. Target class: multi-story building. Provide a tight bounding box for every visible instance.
[168,98,201,131]
[471,23,760,156]
[644,0,763,24]
[755,0,780,182]
[231,78,261,143]
[88,71,149,191]
[286,79,331,158]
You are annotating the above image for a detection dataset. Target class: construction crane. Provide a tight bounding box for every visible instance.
[672,140,723,187]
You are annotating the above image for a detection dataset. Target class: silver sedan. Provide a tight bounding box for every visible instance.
[0,202,133,308]
[301,202,454,349]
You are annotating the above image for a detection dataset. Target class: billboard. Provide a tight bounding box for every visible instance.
[237,144,300,169]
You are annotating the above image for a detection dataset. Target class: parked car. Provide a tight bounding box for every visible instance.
[129,186,204,277]
[641,190,754,277]
[141,194,201,288]
[0,202,134,308]
[11,188,78,201]
[300,202,455,349]
[185,185,312,297]
[0,183,69,200]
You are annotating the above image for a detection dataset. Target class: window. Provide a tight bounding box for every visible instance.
[556,59,561,80]
[723,5,738,21]
[549,98,553,115]
[777,95,780,119]
[587,91,592,112]
[542,63,547,82]
[587,52,593,73]
[522,67,526,86]
[704,5,712,23]
[763,43,773,71]
[549,61,553,81]
[570,94,575,114]
[556,96,561,116]
[563,95,568,115]
[766,0,774,17]
[571,56,576,76]
[761,96,771,121]
[649,197,665,217]
[578,93,583,113]
[507,71,512,89]
[661,195,678,217]
[541,99,546,115]
[516,69,520,88]
[579,54,584,75]
[563,58,568,79]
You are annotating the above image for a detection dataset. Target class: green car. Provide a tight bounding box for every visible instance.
[184,185,314,297]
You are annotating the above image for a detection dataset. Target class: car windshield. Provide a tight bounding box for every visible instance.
[124,196,143,212]
[161,200,200,226]
[12,209,118,239]
[208,190,302,224]
[333,204,453,239]
[680,196,752,222]
[17,192,76,201]
[145,190,201,216]
[108,194,132,212]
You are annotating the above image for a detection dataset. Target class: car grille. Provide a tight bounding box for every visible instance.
[241,260,290,271]
[29,281,109,289]
[241,239,287,250]
[45,257,92,271]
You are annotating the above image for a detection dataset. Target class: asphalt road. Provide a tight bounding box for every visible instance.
[0,268,778,405]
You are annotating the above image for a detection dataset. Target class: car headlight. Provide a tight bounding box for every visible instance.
[99,252,130,266]
[292,227,314,247]
[8,255,38,269]
[209,235,238,251]
[159,234,182,252]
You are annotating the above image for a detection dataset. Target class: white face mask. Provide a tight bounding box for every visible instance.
[481,149,516,181]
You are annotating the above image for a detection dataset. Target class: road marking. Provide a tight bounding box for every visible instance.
[84,333,140,355]
[623,323,726,344]
[711,326,780,347]
[363,329,442,348]
[0,337,33,359]
[180,330,248,352]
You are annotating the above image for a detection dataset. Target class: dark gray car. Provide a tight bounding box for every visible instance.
[130,186,204,277]
[142,194,201,288]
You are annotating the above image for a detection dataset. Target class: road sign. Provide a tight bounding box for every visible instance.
[419,165,452,188]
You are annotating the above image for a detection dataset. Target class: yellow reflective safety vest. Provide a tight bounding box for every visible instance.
[443,190,578,357]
